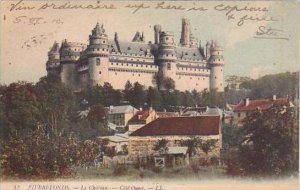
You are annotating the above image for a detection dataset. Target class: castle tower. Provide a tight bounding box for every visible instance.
[154,25,161,44]
[46,41,60,76]
[86,22,109,86]
[59,40,82,88]
[157,31,177,89]
[189,33,198,48]
[208,41,225,92]
[180,18,190,47]
[205,41,211,60]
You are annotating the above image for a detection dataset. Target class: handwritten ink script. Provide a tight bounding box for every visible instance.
[254,25,290,40]
[4,0,288,41]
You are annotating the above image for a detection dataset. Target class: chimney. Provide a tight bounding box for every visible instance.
[109,105,114,111]
[244,98,250,106]
[139,107,143,111]
[272,95,277,100]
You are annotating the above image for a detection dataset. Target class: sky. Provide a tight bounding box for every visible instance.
[0,0,299,85]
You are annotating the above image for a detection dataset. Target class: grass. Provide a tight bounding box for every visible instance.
[68,165,227,181]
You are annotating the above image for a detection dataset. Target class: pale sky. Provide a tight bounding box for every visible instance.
[0,0,299,84]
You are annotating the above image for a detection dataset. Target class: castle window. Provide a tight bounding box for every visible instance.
[103,41,105,43]
[128,47,131,50]
[167,63,171,70]
[99,71,101,74]
[193,53,196,56]
[136,65,138,67]
[215,76,217,79]
[96,58,100,65]
[221,69,223,71]
[203,78,205,80]
[115,72,117,75]
[127,64,128,66]
[166,37,169,40]
[97,48,100,51]
[166,54,168,57]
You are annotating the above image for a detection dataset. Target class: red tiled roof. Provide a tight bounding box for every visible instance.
[128,110,150,122]
[130,116,220,136]
[234,98,290,112]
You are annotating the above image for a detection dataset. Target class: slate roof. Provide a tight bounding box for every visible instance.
[234,98,293,112]
[108,40,151,55]
[130,116,220,136]
[176,47,204,60]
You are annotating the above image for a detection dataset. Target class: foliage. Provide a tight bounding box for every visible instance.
[239,72,299,100]
[200,139,218,155]
[180,137,202,157]
[153,139,169,154]
[0,82,40,139]
[237,106,299,176]
[222,124,241,149]
[113,164,127,176]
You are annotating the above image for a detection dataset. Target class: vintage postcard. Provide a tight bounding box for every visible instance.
[0,0,299,190]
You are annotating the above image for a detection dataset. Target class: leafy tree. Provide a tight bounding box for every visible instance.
[146,87,162,110]
[0,82,40,139]
[201,89,225,108]
[200,139,218,155]
[132,82,146,108]
[153,139,169,155]
[181,137,202,157]
[237,106,299,176]
[239,72,299,100]
[35,76,76,136]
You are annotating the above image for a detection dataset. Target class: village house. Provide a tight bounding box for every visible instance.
[127,107,158,132]
[233,95,294,126]
[128,116,222,158]
[107,105,138,130]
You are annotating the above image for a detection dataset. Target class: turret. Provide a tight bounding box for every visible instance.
[154,25,161,44]
[208,41,225,92]
[86,22,109,86]
[60,39,83,88]
[180,18,190,47]
[157,31,177,89]
[46,41,60,76]
[205,41,211,60]
[189,33,198,48]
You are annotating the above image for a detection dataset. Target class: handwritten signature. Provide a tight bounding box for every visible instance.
[254,26,290,40]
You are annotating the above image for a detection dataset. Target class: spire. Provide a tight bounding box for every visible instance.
[91,22,105,37]
[132,31,144,42]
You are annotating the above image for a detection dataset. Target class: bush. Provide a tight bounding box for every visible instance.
[0,129,100,179]
[152,166,163,173]
[113,164,127,176]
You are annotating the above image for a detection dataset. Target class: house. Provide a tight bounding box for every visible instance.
[127,108,158,132]
[233,96,294,126]
[99,133,129,154]
[181,106,208,116]
[128,116,222,158]
[107,105,138,129]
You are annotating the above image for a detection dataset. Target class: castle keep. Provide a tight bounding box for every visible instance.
[46,18,225,92]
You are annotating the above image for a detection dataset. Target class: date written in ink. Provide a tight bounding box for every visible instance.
[12,16,64,25]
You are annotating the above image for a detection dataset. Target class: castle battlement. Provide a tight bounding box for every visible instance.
[46,18,225,92]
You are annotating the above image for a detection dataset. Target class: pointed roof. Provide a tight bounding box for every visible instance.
[91,22,106,37]
[49,41,60,53]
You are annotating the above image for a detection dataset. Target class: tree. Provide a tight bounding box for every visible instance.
[35,76,76,136]
[181,137,202,157]
[200,139,218,155]
[146,87,162,110]
[153,139,169,155]
[132,82,146,108]
[0,82,41,139]
[237,105,299,176]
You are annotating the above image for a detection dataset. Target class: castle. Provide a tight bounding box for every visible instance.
[46,18,225,92]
